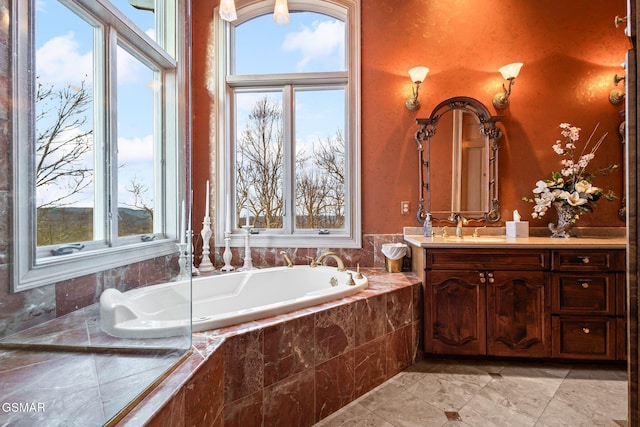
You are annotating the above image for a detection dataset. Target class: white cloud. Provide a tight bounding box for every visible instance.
[36,32,93,85]
[36,30,150,87]
[117,134,154,163]
[282,19,345,72]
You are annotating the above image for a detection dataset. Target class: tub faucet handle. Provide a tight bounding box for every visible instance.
[307,256,318,267]
[346,272,355,286]
[280,251,293,268]
[355,263,363,279]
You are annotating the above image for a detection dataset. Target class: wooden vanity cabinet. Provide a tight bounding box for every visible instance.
[421,246,626,361]
[424,249,551,358]
[550,249,626,360]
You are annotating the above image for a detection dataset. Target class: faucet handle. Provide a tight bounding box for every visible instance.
[307,256,318,267]
[441,226,449,238]
[346,272,355,286]
[354,263,363,279]
[472,226,486,238]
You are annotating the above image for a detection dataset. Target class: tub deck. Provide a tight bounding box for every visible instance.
[0,269,420,426]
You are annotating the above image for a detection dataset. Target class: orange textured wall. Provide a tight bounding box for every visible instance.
[192,0,629,237]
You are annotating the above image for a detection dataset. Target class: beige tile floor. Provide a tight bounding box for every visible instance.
[315,358,628,427]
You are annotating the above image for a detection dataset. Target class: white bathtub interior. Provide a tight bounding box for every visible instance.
[100,266,368,339]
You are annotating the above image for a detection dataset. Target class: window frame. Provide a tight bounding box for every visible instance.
[213,0,361,249]
[11,0,189,292]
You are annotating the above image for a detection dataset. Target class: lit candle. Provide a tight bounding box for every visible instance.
[205,180,210,218]
[180,200,186,244]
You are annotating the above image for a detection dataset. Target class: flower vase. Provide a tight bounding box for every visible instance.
[548,202,577,238]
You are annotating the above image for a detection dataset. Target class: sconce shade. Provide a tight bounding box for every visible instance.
[219,0,237,22]
[408,66,430,84]
[274,0,290,25]
[498,62,523,80]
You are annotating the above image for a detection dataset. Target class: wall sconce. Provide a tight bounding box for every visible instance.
[609,72,626,105]
[405,66,430,111]
[219,0,237,22]
[492,62,523,110]
[274,0,290,25]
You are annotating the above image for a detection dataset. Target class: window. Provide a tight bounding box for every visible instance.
[214,0,361,248]
[12,0,187,291]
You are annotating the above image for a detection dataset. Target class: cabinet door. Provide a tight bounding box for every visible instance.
[425,270,486,355]
[487,271,551,358]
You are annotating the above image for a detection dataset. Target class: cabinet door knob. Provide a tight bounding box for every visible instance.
[580,257,590,264]
[487,272,494,283]
[581,282,590,289]
[478,272,486,283]
[582,327,590,334]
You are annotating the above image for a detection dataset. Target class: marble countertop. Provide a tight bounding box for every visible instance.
[403,234,627,249]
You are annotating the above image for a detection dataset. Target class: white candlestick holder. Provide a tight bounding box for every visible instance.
[237,225,255,271]
[199,216,215,273]
[174,242,192,281]
[221,230,235,272]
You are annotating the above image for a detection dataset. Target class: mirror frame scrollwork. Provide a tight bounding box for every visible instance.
[414,96,503,224]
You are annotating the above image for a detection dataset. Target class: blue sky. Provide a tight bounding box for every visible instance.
[35,1,345,212]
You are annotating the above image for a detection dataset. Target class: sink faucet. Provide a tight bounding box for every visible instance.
[316,252,346,271]
[451,213,468,238]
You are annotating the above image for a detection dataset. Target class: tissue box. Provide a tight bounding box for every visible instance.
[506,221,529,238]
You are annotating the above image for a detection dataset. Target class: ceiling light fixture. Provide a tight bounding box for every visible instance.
[274,0,290,25]
[219,0,237,22]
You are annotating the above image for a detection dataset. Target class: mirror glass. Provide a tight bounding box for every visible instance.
[415,97,502,222]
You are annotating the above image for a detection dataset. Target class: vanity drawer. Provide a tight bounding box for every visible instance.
[552,250,625,272]
[426,249,548,271]
[552,273,615,315]
[552,316,616,360]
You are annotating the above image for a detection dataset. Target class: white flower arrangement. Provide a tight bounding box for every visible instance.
[524,123,617,223]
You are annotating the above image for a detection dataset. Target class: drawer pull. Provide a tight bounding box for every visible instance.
[581,282,590,289]
[580,257,590,264]
[582,327,590,334]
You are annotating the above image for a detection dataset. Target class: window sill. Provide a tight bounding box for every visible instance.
[13,240,180,292]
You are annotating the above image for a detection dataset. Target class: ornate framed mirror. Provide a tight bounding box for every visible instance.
[414,96,503,223]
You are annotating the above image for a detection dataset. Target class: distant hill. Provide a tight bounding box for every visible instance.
[37,207,153,246]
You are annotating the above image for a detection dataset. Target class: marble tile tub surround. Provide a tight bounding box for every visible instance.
[204,233,406,271]
[0,255,179,341]
[0,233,403,343]
[117,269,421,427]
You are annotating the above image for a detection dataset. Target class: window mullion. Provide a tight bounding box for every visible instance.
[104,28,119,245]
[282,85,294,234]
